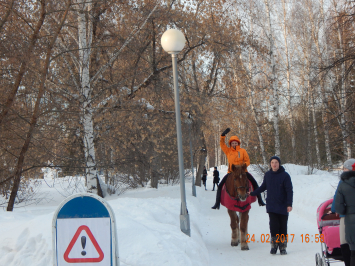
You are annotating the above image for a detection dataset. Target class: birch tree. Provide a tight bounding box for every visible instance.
[334,2,352,159]
[280,0,296,162]
[74,0,102,195]
[311,0,333,168]
[264,0,281,157]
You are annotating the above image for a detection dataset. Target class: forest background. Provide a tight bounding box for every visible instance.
[0,0,354,211]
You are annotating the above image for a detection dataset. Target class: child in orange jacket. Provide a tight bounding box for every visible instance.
[211,128,265,209]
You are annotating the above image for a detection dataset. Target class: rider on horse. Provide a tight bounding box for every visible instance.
[211,128,266,209]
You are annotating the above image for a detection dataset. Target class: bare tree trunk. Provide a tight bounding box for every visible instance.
[264,0,280,157]
[311,91,321,167]
[307,80,313,167]
[195,148,207,187]
[150,152,159,189]
[311,0,332,168]
[243,42,267,165]
[214,131,218,167]
[75,0,103,196]
[7,1,70,211]
[206,153,210,169]
[337,19,351,159]
[281,0,296,162]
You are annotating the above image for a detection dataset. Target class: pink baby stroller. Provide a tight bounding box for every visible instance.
[315,198,344,266]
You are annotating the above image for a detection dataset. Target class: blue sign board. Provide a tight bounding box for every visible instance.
[52,193,119,266]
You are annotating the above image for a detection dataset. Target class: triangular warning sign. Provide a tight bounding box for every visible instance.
[64,225,104,263]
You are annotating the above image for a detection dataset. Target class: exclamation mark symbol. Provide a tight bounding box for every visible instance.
[81,236,86,256]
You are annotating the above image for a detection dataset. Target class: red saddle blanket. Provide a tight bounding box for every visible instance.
[220,180,257,212]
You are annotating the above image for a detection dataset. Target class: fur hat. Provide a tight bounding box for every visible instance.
[343,158,355,171]
[270,156,281,165]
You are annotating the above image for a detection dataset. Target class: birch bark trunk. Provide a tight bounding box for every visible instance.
[247,85,267,165]
[319,0,332,169]
[310,1,332,168]
[308,0,332,169]
[281,0,296,162]
[264,0,280,157]
[244,37,267,165]
[336,19,351,159]
[311,91,321,166]
[76,0,103,196]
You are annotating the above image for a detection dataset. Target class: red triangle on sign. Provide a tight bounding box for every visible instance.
[64,225,104,263]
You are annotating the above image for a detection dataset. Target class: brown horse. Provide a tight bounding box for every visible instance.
[221,163,255,250]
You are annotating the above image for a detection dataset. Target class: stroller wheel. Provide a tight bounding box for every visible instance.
[315,253,323,266]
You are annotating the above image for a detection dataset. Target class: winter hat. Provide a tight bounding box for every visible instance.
[343,158,355,171]
[228,135,241,146]
[270,156,281,165]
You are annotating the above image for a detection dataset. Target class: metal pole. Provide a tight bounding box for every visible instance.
[189,122,196,197]
[171,53,190,236]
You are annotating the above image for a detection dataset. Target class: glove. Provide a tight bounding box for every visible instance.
[258,200,266,206]
[221,128,231,136]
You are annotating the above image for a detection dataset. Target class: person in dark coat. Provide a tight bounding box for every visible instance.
[202,166,207,190]
[212,167,220,191]
[331,158,355,266]
[249,156,293,255]
[335,158,355,266]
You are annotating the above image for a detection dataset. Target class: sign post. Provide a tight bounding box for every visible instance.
[52,193,119,266]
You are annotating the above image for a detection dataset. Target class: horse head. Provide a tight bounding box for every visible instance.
[226,163,249,202]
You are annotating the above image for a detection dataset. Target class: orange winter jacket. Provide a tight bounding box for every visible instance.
[220,135,250,173]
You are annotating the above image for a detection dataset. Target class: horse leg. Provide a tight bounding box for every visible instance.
[228,209,240,246]
[240,210,249,250]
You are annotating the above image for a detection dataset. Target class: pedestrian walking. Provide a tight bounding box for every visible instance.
[249,156,293,255]
[212,166,219,191]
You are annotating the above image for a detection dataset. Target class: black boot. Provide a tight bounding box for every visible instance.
[279,241,287,255]
[270,237,278,255]
[246,172,266,206]
[211,189,221,209]
[350,250,355,266]
[341,244,351,266]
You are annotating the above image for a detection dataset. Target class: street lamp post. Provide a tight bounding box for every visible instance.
[161,29,190,236]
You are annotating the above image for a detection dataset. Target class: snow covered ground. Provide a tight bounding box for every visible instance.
[0,164,344,266]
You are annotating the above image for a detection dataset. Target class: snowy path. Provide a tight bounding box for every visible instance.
[0,164,345,266]
[198,169,343,266]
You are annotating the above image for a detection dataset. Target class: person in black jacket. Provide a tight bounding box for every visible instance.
[249,156,293,255]
[212,167,219,191]
[335,159,355,266]
[331,158,355,266]
[202,166,207,190]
